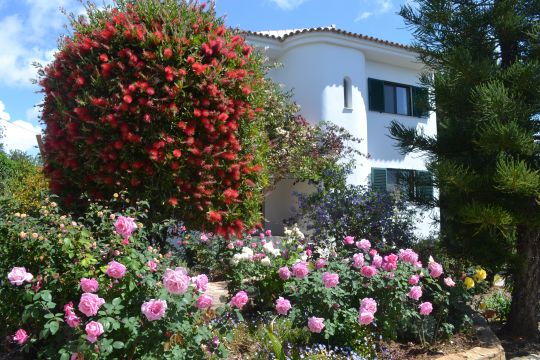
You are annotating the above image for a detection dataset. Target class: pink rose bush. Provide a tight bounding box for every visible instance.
[419,302,433,315]
[307,316,325,333]
[278,266,291,280]
[13,329,29,345]
[192,274,209,292]
[275,297,292,315]
[114,216,137,243]
[80,278,99,293]
[163,267,191,294]
[196,294,213,309]
[408,286,423,301]
[292,261,309,279]
[230,290,249,309]
[106,261,126,279]
[141,299,168,321]
[85,321,104,343]
[322,272,339,288]
[358,297,378,325]
[8,267,33,286]
[428,261,444,278]
[78,293,105,317]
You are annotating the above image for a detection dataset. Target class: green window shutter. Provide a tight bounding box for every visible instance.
[368,78,384,112]
[414,170,433,201]
[371,168,387,192]
[412,86,429,118]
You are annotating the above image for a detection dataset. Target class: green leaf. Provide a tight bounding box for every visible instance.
[41,291,52,302]
[112,341,125,349]
[49,321,60,335]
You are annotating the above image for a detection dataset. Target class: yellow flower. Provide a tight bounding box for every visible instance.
[464,277,475,289]
[474,269,487,282]
[479,302,487,311]
[113,193,119,198]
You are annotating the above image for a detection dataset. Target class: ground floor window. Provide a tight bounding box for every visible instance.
[371,167,434,201]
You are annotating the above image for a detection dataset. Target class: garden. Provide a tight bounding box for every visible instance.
[1,0,539,359]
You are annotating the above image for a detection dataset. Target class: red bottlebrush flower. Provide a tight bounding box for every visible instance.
[99,54,108,62]
[173,149,182,158]
[192,63,207,75]
[146,87,155,95]
[163,48,173,58]
[168,197,178,207]
[242,86,251,95]
[113,140,123,149]
[223,188,239,204]
[170,161,180,170]
[242,45,252,56]
[217,113,229,121]
[186,56,195,64]
[193,109,202,117]
[208,211,222,223]
[123,94,133,104]
[143,114,151,123]
[76,76,85,86]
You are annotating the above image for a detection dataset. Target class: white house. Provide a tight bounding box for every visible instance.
[245,26,439,238]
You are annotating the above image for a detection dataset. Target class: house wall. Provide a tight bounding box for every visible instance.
[252,35,439,238]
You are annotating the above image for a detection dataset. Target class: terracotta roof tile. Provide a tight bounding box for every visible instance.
[243,26,411,50]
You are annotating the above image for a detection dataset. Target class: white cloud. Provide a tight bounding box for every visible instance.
[355,0,394,21]
[269,0,307,10]
[0,101,41,154]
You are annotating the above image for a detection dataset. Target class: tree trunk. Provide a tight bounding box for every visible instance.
[505,226,540,338]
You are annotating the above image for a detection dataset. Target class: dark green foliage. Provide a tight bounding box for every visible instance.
[390,0,540,336]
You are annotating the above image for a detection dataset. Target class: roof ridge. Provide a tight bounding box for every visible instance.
[243,26,411,50]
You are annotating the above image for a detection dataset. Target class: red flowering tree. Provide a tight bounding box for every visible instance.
[39,0,269,237]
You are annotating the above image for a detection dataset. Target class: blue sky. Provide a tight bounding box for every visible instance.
[0,0,413,155]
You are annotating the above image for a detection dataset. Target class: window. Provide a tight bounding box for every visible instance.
[371,168,434,201]
[368,78,429,117]
[343,77,352,108]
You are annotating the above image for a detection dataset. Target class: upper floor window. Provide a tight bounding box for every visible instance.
[371,167,434,201]
[368,78,429,118]
[343,77,352,109]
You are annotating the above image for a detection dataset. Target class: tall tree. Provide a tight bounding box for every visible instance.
[390,0,540,337]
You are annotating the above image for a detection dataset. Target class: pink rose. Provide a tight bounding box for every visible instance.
[408,286,423,301]
[358,311,374,325]
[106,260,126,279]
[13,329,28,345]
[322,272,339,288]
[114,216,137,240]
[382,254,398,272]
[265,229,272,236]
[444,277,456,287]
[307,316,325,333]
[415,261,423,268]
[275,297,292,315]
[352,253,364,268]
[343,235,355,245]
[235,240,244,247]
[227,243,234,249]
[163,267,190,294]
[369,249,378,257]
[419,302,433,315]
[251,242,257,248]
[360,298,378,314]
[230,290,249,309]
[78,293,105,317]
[360,265,378,278]
[315,258,326,270]
[259,233,265,239]
[399,249,419,264]
[8,267,33,286]
[372,255,383,268]
[357,239,371,252]
[141,299,167,321]
[428,261,444,278]
[85,321,104,343]
[80,278,99,293]
[196,294,213,309]
[192,274,209,292]
[292,261,309,279]
[278,266,291,280]
[409,274,420,285]
[200,233,209,242]
[147,260,158,272]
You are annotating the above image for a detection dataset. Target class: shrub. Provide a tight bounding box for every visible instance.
[297,182,418,251]
[39,0,272,237]
[0,198,239,359]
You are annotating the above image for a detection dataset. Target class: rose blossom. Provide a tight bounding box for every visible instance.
[265,229,272,236]
[322,272,339,288]
[141,299,167,321]
[343,236,355,245]
[358,311,375,325]
[85,321,104,343]
[163,267,190,294]
[357,239,371,252]
[444,277,456,287]
[227,243,234,249]
[80,278,99,293]
[352,253,364,268]
[292,262,309,279]
[196,294,213,309]
[13,329,28,345]
[192,274,209,292]
[409,274,420,285]
[275,297,292,315]
[399,249,419,264]
[147,260,158,272]
[106,261,126,279]
[428,261,444,278]
[114,216,137,240]
[200,233,209,242]
[230,290,249,309]
[307,317,325,333]
[408,286,423,301]
[382,254,398,272]
[78,293,105,317]
[8,267,33,286]
[372,255,383,268]
[66,312,81,328]
[278,266,291,280]
[360,298,378,314]
[419,302,433,315]
[360,265,378,278]
[315,258,326,269]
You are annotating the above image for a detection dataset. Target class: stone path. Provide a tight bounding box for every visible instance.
[206,281,229,309]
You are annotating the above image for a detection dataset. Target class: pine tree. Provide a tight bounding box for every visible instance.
[390,0,540,337]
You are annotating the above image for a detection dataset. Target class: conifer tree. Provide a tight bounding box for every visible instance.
[390,0,540,337]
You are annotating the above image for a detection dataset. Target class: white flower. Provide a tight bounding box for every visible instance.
[241,247,254,257]
[283,228,292,236]
[261,257,271,266]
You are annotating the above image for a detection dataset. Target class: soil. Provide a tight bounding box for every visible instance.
[490,321,540,359]
[381,332,480,360]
